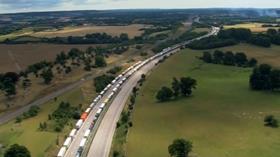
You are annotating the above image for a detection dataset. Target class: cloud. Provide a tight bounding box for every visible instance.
[0,0,62,9]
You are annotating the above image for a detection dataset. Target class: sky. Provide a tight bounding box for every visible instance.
[0,0,280,14]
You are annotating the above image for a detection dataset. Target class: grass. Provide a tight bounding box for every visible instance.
[223,22,280,33]
[126,49,280,157]
[0,81,95,157]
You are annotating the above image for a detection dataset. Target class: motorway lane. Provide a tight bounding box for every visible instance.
[85,27,220,157]
[86,48,179,157]
[64,79,122,157]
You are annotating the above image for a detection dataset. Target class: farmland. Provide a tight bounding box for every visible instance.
[0,46,146,115]
[31,24,147,38]
[0,44,100,73]
[217,43,280,68]
[126,49,280,157]
[223,23,280,33]
[0,24,148,42]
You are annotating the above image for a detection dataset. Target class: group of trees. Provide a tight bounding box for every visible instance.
[219,28,280,48]
[250,64,280,91]
[201,50,258,67]
[189,28,280,50]
[156,77,197,102]
[188,36,237,50]
[50,101,80,132]
[0,72,19,97]
[16,106,40,123]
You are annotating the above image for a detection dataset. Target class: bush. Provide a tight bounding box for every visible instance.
[94,75,114,93]
[264,115,278,128]
[156,86,173,102]
[4,144,31,157]
[107,66,122,74]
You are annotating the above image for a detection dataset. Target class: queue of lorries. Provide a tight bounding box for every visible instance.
[57,44,183,157]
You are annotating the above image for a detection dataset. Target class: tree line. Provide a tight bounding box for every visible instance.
[189,28,280,49]
[200,50,258,67]
[156,77,197,102]
[3,33,129,45]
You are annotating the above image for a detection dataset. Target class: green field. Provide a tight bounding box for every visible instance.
[126,50,280,157]
[0,82,94,157]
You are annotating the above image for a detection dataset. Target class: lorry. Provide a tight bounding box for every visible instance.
[80,112,88,121]
[77,138,87,156]
[63,137,72,148]
[69,129,77,138]
[84,129,91,138]
[57,147,67,157]
[99,103,106,109]
[96,108,102,116]
[75,119,83,129]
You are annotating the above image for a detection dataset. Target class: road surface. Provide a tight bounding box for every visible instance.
[84,27,220,157]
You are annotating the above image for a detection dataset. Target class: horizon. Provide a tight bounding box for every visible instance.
[1,7,280,15]
[0,0,279,14]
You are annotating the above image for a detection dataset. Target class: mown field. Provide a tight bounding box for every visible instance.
[223,23,280,32]
[0,44,99,72]
[0,24,147,42]
[0,80,95,157]
[217,43,280,68]
[126,49,280,157]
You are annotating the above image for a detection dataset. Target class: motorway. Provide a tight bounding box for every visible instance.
[63,26,220,157]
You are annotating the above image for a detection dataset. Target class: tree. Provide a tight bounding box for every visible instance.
[95,55,107,67]
[4,144,31,157]
[3,81,16,97]
[250,64,272,90]
[172,77,181,97]
[201,51,212,63]
[234,52,248,67]
[248,58,258,67]
[168,139,192,157]
[213,50,224,64]
[264,115,278,128]
[40,68,54,84]
[270,69,280,90]
[223,51,235,66]
[156,86,173,102]
[180,77,197,96]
